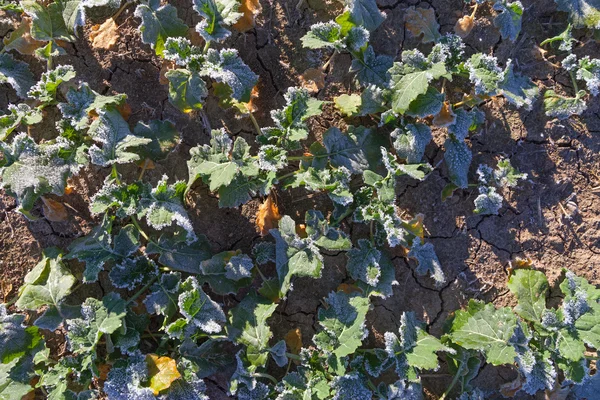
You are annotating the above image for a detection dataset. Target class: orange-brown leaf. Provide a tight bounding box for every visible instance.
[98,363,112,381]
[432,101,456,127]
[296,223,307,238]
[117,102,132,121]
[3,18,44,55]
[256,195,281,236]
[136,158,156,170]
[233,0,262,32]
[337,283,364,295]
[159,60,176,85]
[41,197,68,222]
[245,85,260,113]
[64,184,75,195]
[402,214,424,239]
[300,68,326,93]
[454,14,474,38]
[89,18,119,50]
[284,328,303,355]
[146,354,181,395]
[404,7,439,43]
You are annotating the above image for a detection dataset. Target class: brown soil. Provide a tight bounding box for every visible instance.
[1,0,600,398]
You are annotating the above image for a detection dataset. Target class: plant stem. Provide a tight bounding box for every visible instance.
[253,372,278,385]
[248,111,262,136]
[322,50,337,71]
[569,70,579,93]
[130,215,150,241]
[138,158,150,180]
[113,0,132,20]
[285,352,301,360]
[470,2,479,19]
[203,41,212,54]
[440,369,462,400]
[126,275,159,306]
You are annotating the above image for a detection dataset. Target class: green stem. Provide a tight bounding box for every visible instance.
[203,41,212,54]
[126,275,159,306]
[253,372,278,385]
[440,368,462,400]
[130,215,150,241]
[367,379,378,392]
[111,164,121,184]
[322,50,337,71]
[285,352,301,360]
[138,158,150,180]
[248,111,262,136]
[569,70,579,93]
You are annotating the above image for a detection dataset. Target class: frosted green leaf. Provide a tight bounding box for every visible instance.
[133,120,181,161]
[292,166,354,206]
[257,144,287,171]
[0,104,42,141]
[473,186,503,215]
[146,233,212,273]
[323,126,373,174]
[103,350,155,399]
[165,69,208,112]
[359,84,386,115]
[544,89,587,120]
[447,108,484,141]
[144,272,181,320]
[217,173,274,208]
[66,292,126,354]
[499,61,539,109]
[350,45,393,87]
[344,0,385,31]
[507,269,549,323]
[16,249,76,331]
[201,48,258,102]
[87,108,152,167]
[269,340,288,368]
[108,256,158,291]
[540,24,576,51]
[305,210,352,250]
[444,138,472,189]
[384,312,451,380]
[577,56,600,96]
[554,0,600,29]
[346,239,381,286]
[193,0,241,42]
[494,158,527,187]
[406,87,444,118]
[357,250,398,299]
[377,380,423,400]
[252,242,276,265]
[228,291,278,367]
[21,0,77,41]
[199,251,253,295]
[466,54,504,96]
[449,300,518,365]
[27,65,76,105]
[0,358,34,400]
[345,26,369,51]
[408,238,445,287]
[179,339,232,379]
[58,83,127,130]
[0,53,35,98]
[493,1,523,41]
[391,123,432,164]
[67,221,140,282]
[0,305,44,364]
[313,291,369,361]
[331,373,372,399]
[134,1,188,55]
[389,55,448,114]
[175,276,226,336]
[301,21,343,49]
[0,134,79,213]
[335,94,362,116]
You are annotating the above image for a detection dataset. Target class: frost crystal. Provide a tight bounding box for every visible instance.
[408,238,445,286]
[331,373,372,400]
[178,276,226,334]
[562,53,578,72]
[577,56,600,96]
[225,254,254,280]
[474,186,503,215]
[109,256,158,290]
[258,145,288,171]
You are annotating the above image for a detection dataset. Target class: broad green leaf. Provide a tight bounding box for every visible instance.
[406,86,444,118]
[199,251,253,295]
[58,82,127,129]
[144,272,181,322]
[301,21,342,49]
[0,305,44,364]
[0,357,34,400]
[449,300,518,366]
[323,125,373,174]
[104,350,156,399]
[28,65,76,106]
[346,239,382,286]
[389,57,447,114]
[0,104,42,141]
[331,373,372,399]
[21,0,78,41]
[134,1,188,55]
[493,1,523,41]
[466,53,504,96]
[544,89,587,120]
[87,108,152,167]
[391,122,432,164]
[193,0,242,42]
[350,45,393,87]
[0,53,35,98]
[554,0,600,29]
[444,138,472,189]
[146,233,212,273]
[217,173,274,208]
[577,56,600,96]
[408,238,445,287]
[228,291,278,367]
[201,48,258,102]
[108,256,158,291]
[507,269,549,322]
[499,61,539,110]
[344,0,385,32]
[557,328,586,361]
[473,186,503,215]
[166,69,208,113]
[133,120,181,161]
[334,93,361,116]
[16,249,76,331]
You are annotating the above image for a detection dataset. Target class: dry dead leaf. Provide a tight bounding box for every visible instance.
[454,15,474,38]
[432,101,456,127]
[41,197,68,222]
[500,377,523,398]
[146,354,181,395]
[1,280,12,303]
[296,223,307,238]
[405,7,439,43]
[64,184,75,195]
[97,363,112,381]
[90,18,119,50]
[159,60,176,85]
[337,283,364,295]
[256,194,281,235]
[136,158,156,170]
[245,85,260,113]
[300,68,326,93]
[3,17,45,55]
[233,0,262,32]
[284,328,303,355]
[117,102,132,121]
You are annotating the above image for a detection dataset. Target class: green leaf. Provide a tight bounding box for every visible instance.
[132,120,181,161]
[193,0,242,42]
[0,305,44,364]
[346,239,382,286]
[449,300,518,366]
[498,61,539,110]
[406,86,444,118]
[228,291,278,367]
[0,53,35,98]
[146,233,212,273]
[28,65,76,105]
[0,357,34,400]
[323,126,373,174]
[134,1,188,55]
[577,56,600,96]
[313,291,369,361]
[408,238,445,287]
[201,48,258,102]
[109,256,158,291]
[350,45,393,87]
[217,173,274,208]
[344,0,385,32]
[391,123,432,164]
[389,55,448,114]
[21,0,78,41]
[466,53,504,96]
[554,0,600,29]
[199,251,253,295]
[0,134,78,213]
[493,1,523,41]
[473,186,503,215]
[0,104,42,141]
[16,249,76,331]
[544,89,587,120]
[444,138,472,189]
[87,108,152,167]
[507,269,549,323]
[301,21,342,49]
[58,82,127,130]
[144,272,181,322]
[334,93,362,116]
[165,69,208,113]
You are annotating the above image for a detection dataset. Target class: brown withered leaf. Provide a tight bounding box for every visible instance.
[159,60,176,85]
[500,377,523,398]
[300,68,326,93]
[146,354,181,395]
[256,194,281,235]
[454,14,474,38]
[284,328,303,355]
[89,18,119,50]
[3,18,45,55]
[41,197,68,222]
[117,102,132,120]
[97,363,112,382]
[432,101,456,127]
[136,158,156,170]
[337,283,364,295]
[64,184,75,195]
[404,7,440,43]
[233,0,262,32]
[246,85,260,113]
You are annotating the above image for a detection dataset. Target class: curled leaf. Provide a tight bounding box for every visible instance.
[404,6,441,43]
[284,328,303,355]
[90,18,119,50]
[256,194,281,235]
[146,354,182,395]
[454,14,474,38]
[432,101,456,127]
[3,18,45,55]
[41,197,68,222]
[300,68,326,93]
[233,0,262,32]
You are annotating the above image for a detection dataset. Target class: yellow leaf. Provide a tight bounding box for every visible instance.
[454,14,474,38]
[233,0,262,32]
[402,214,424,239]
[256,194,281,236]
[284,328,303,355]
[300,68,326,93]
[41,197,68,222]
[146,354,181,395]
[3,18,44,55]
[432,101,456,127]
[89,18,119,50]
